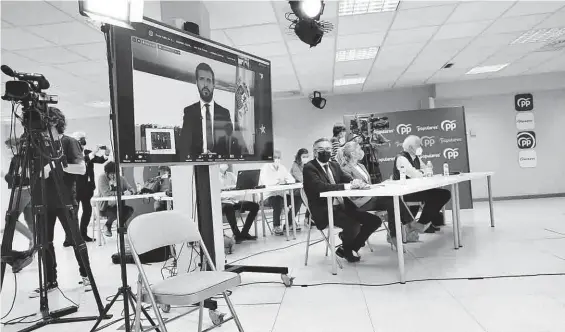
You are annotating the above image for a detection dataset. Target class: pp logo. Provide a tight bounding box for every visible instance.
[515,93,533,112]
[441,120,457,131]
[421,136,435,147]
[396,123,412,135]
[516,131,536,149]
[149,30,154,37]
[443,148,459,160]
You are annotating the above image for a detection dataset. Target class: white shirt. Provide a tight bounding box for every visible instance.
[396,153,424,179]
[200,100,215,153]
[316,160,351,190]
[259,163,295,200]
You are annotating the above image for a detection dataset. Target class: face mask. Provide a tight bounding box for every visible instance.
[415,147,423,156]
[273,159,281,166]
[339,137,345,144]
[317,150,331,163]
[79,138,87,146]
[301,157,309,164]
[219,164,228,173]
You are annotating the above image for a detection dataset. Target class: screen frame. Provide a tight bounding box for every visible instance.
[111,17,274,167]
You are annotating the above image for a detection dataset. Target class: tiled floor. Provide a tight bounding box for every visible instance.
[1,198,564,332]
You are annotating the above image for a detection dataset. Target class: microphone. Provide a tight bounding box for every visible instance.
[1,64,50,90]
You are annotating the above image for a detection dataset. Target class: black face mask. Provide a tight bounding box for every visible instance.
[317,150,331,163]
[79,138,87,146]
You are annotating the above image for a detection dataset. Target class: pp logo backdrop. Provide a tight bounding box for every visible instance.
[517,131,536,149]
[515,93,534,112]
[344,107,472,209]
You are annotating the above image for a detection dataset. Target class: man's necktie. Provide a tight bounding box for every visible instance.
[205,104,213,152]
[227,136,231,155]
[323,164,344,206]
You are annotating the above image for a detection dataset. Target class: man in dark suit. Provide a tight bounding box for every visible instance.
[303,138,382,262]
[179,62,232,159]
[216,122,242,158]
[72,132,110,243]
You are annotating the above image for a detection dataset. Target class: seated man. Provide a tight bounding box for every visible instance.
[303,138,382,262]
[393,135,451,233]
[259,150,298,235]
[98,161,135,237]
[219,164,258,243]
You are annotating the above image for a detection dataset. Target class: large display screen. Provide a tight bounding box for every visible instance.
[112,19,274,165]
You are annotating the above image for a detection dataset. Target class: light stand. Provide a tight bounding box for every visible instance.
[89,24,159,332]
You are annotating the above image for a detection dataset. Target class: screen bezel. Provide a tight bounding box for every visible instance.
[111,17,274,167]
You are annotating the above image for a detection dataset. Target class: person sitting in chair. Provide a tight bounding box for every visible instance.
[393,135,451,234]
[219,164,258,243]
[98,161,135,237]
[303,138,382,262]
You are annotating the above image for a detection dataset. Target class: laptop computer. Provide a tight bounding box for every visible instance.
[233,170,260,190]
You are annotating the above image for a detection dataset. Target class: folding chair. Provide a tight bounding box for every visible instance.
[301,189,343,269]
[127,210,244,332]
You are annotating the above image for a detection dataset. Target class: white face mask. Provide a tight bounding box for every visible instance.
[273,158,281,166]
[219,164,228,173]
[339,137,345,144]
[415,147,423,156]
[301,157,309,164]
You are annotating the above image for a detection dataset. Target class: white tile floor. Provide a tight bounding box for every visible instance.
[1,198,565,332]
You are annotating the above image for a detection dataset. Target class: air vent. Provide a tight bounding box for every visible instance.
[273,90,303,99]
[536,39,565,52]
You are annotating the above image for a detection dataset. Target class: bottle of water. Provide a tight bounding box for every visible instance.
[443,163,449,176]
[426,161,433,177]
[400,165,407,183]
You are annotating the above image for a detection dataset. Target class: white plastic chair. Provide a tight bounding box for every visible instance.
[127,210,244,332]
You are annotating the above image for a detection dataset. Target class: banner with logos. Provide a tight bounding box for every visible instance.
[344,107,472,209]
[515,93,536,168]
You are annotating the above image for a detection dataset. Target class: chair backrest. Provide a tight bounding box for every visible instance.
[128,210,200,255]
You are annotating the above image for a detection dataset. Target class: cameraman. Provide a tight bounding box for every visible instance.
[72,132,110,243]
[98,161,135,237]
[29,107,93,297]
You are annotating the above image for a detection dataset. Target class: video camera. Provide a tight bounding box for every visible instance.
[349,115,390,145]
[1,65,58,130]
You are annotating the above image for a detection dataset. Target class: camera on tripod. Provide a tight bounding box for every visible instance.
[1,64,58,130]
[349,115,390,145]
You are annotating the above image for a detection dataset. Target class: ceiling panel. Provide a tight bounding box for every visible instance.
[224,24,283,46]
[372,42,425,69]
[56,61,107,77]
[449,46,501,68]
[433,20,492,41]
[427,68,469,83]
[338,12,395,35]
[1,27,54,50]
[205,1,277,30]
[391,4,456,30]
[26,22,103,46]
[385,26,438,45]
[65,43,106,61]
[367,66,406,81]
[271,74,300,92]
[286,36,335,55]
[535,8,565,29]
[467,31,523,49]
[502,1,565,18]
[1,1,75,26]
[334,60,374,79]
[13,47,87,65]
[525,51,565,73]
[210,30,234,47]
[333,84,363,95]
[46,1,86,21]
[269,55,294,76]
[398,1,457,11]
[446,1,515,24]
[238,42,288,58]
[2,20,14,28]
[337,32,386,50]
[484,14,550,34]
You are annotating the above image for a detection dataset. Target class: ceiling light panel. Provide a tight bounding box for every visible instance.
[338,0,400,16]
[334,77,366,86]
[512,28,565,44]
[466,64,509,75]
[336,47,379,62]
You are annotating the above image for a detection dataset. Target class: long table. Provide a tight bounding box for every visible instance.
[220,183,304,241]
[320,172,495,282]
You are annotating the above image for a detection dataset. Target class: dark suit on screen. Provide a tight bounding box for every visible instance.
[303,160,382,252]
[178,101,232,158]
[216,135,242,157]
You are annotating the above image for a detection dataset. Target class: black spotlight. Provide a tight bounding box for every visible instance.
[310,91,326,109]
[294,20,324,47]
[289,0,324,21]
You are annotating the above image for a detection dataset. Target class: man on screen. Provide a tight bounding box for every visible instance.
[179,62,232,159]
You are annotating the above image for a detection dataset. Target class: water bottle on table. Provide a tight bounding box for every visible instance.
[426,161,433,177]
[443,163,449,176]
[399,165,406,183]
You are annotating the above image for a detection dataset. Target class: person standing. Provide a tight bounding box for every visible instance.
[72,132,110,243]
[330,123,346,162]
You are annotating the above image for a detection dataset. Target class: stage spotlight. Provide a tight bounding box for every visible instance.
[294,20,324,47]
[289,0,325,20]
[79,0,144,29]
[310,91,326,109]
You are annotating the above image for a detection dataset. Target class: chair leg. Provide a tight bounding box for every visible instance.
[366,238,374,252]
[304,217,312,266]
[321,229,343,269]
[133,276,143,332]
[223,291,244,332]
[325,229,330,257]
[198,301,204,332]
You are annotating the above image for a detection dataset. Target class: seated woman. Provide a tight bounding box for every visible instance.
[340,141,417,244]
[219,164,258,243]
[98,161,135,237]
[259,150,297,235]
[289,148,311,224]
